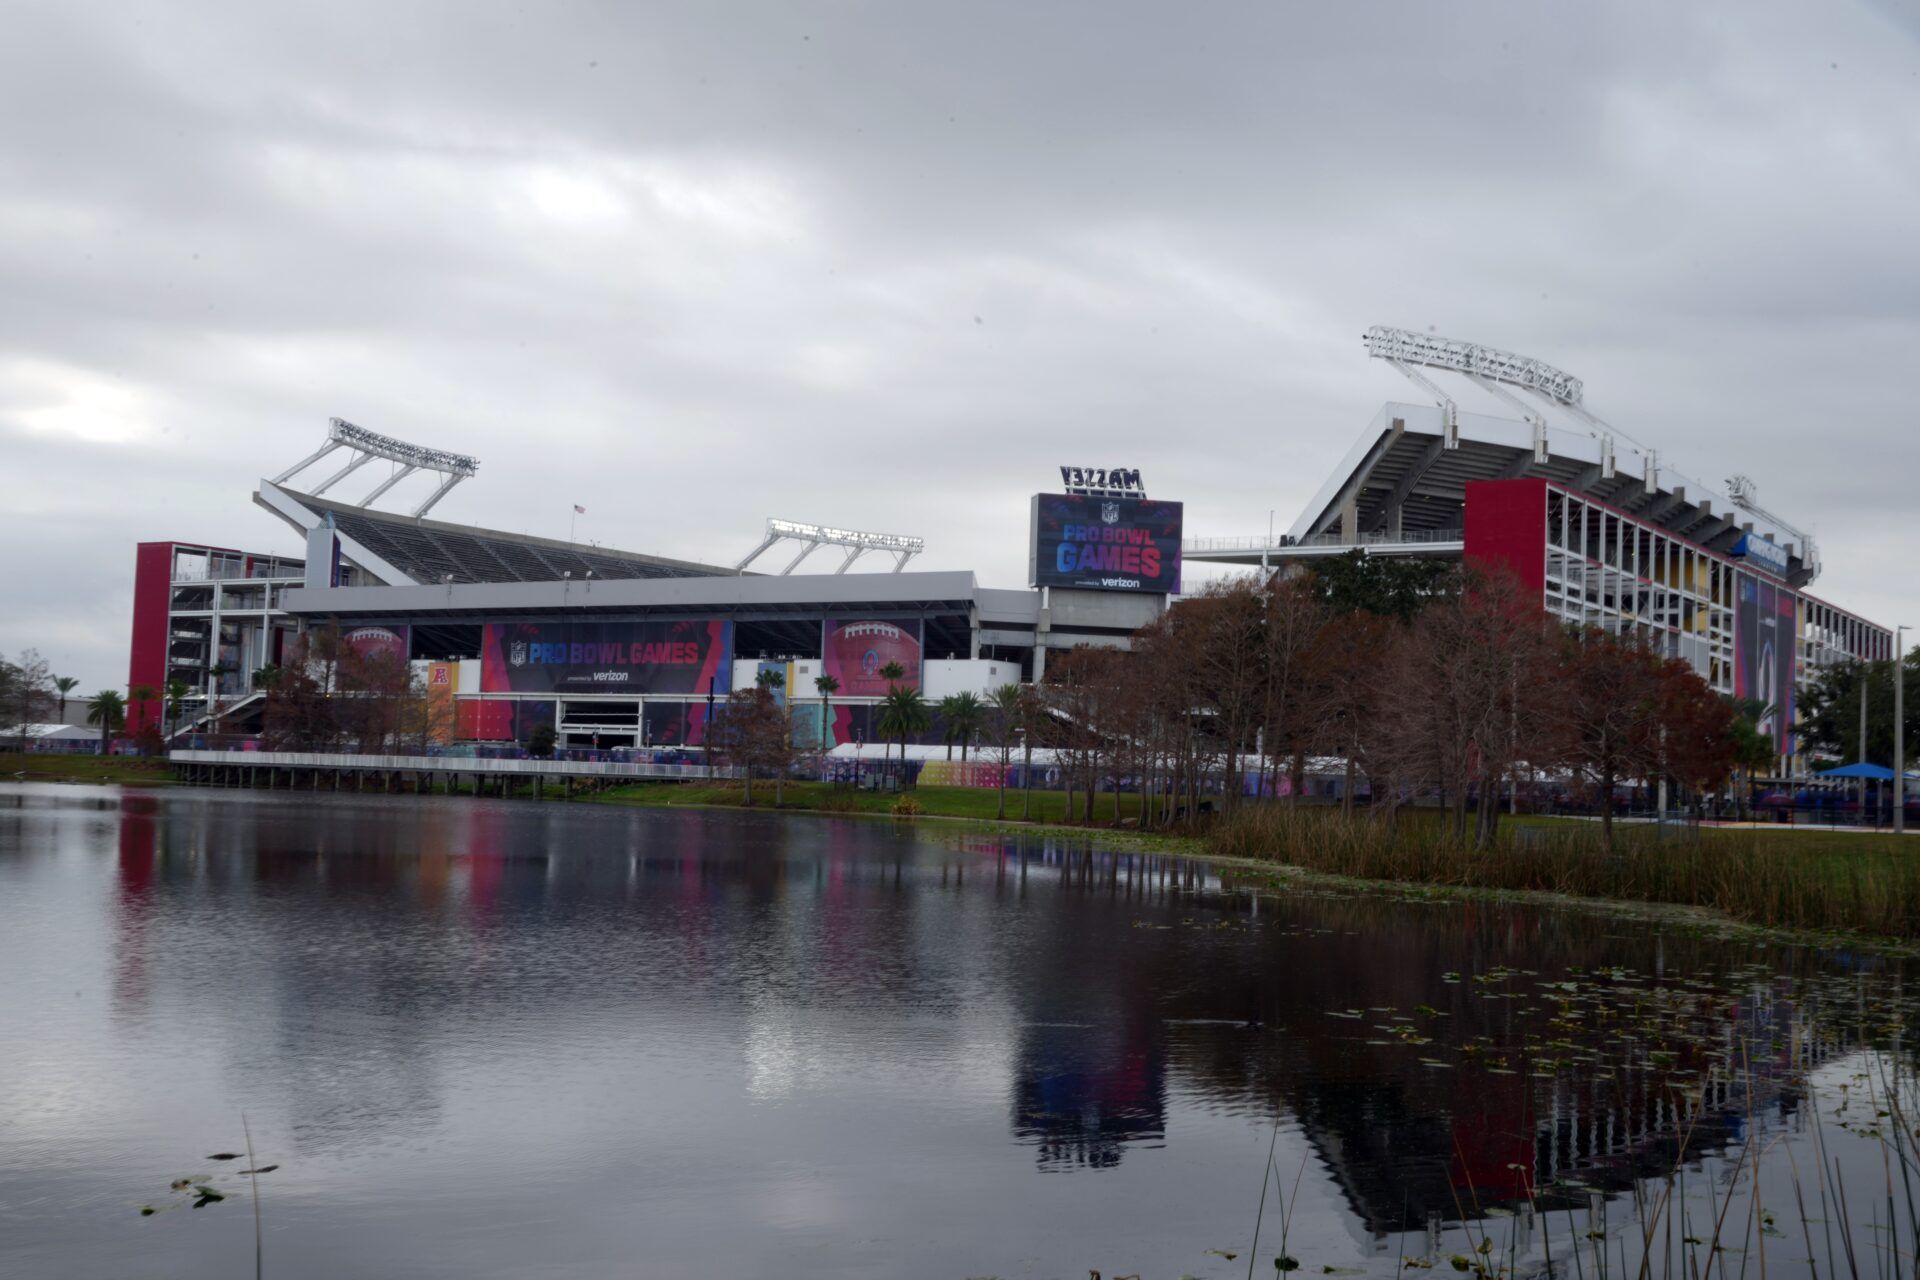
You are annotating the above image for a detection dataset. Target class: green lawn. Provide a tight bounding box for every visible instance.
[0,752,176,785]
[595,779,1145,825]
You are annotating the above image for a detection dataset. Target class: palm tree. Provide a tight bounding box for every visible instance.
[253,664,283,691]
[54,676,78,723]
[938,695,964,760]
[874,661,911,770]
[164,679,191,743]
[128,684,158,739]
[1725,696,1778,820]
[813,673,839,752]
[940,691,985,762]
[877,686,930,778]
[85,690,126,754]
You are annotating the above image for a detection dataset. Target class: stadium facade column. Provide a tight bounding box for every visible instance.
[1032,587,1051,682]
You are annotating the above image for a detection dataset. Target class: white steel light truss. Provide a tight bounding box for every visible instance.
[1363,326,1585,405]
[273,418,480,518]
[735,518,925,575]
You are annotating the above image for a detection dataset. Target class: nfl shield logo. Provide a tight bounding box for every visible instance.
[1100,501,1120,524]
[509,641,528,667]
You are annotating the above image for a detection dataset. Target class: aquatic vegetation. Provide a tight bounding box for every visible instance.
[1210,806,1920,938]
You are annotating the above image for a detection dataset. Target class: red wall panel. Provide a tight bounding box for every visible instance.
[456,699,515,742]
[1463,479,1548,597]
[126,543,174,732]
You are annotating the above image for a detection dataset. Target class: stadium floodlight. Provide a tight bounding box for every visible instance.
[272,418,481,518]
[735,518,926,575]
[1364,326,1585,406]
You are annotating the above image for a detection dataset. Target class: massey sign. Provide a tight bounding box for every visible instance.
[1029,494,1183,594]
[1058,466,1146,496]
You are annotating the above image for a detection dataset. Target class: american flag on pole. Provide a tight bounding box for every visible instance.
[573,504,586,514]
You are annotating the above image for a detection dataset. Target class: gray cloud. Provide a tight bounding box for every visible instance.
[3,0,1917,689]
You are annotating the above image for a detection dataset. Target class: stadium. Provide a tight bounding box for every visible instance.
[1186,327,1894,773]
[127,421,1180,756]
[128,327,1891,777]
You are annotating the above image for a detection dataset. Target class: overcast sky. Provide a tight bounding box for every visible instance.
[4,1,1918,691]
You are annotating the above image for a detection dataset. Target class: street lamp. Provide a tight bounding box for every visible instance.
[705,677,716,779]
[1897,625,1909,836]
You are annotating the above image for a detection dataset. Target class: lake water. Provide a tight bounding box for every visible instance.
[1,784,1913,1279]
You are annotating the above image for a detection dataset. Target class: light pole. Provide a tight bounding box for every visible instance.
[1897,624,1909,835]
[704,677,716,779]
[1860,668,1870,823]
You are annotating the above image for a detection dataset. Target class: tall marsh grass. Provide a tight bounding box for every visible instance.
[1210,806,1920,937]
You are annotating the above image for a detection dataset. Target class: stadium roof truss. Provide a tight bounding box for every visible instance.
[255,418,740,588]
[734,518,925,575]
[274,418,479,519]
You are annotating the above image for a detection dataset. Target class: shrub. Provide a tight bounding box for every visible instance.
[889,795,924,818]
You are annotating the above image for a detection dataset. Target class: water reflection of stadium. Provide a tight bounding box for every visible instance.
[995,842,1872,1235]
[105,800,1892,1234]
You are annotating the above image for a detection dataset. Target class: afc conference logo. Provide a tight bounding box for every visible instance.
[1100,501,1120,525]
[509,641,528,667]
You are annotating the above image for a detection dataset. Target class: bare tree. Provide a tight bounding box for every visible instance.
[3,650,58,752]
[1184,580,1268,814]
[1260,572,1328,803]
[1043,646,1132,823]
[709,686,791,804]
[988,682,1023,820]
[1378,567,1557,847]
[1546,628,1680,851]
[1309,611,1397,818]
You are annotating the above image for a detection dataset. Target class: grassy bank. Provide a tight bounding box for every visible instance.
[0,752,175,786]
[595,779,1146,826]
[1211,804,1919,937]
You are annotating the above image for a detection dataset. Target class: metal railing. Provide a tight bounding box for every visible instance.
[171,565,305,583]
[1183,528,1464,553]
[170,748,738,781]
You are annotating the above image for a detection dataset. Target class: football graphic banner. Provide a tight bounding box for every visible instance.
[821,617,922,698]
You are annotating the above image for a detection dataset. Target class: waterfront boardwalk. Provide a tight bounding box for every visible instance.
[169,749,733,795]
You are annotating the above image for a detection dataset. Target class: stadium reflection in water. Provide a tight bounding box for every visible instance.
[0,786,1911,1279]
